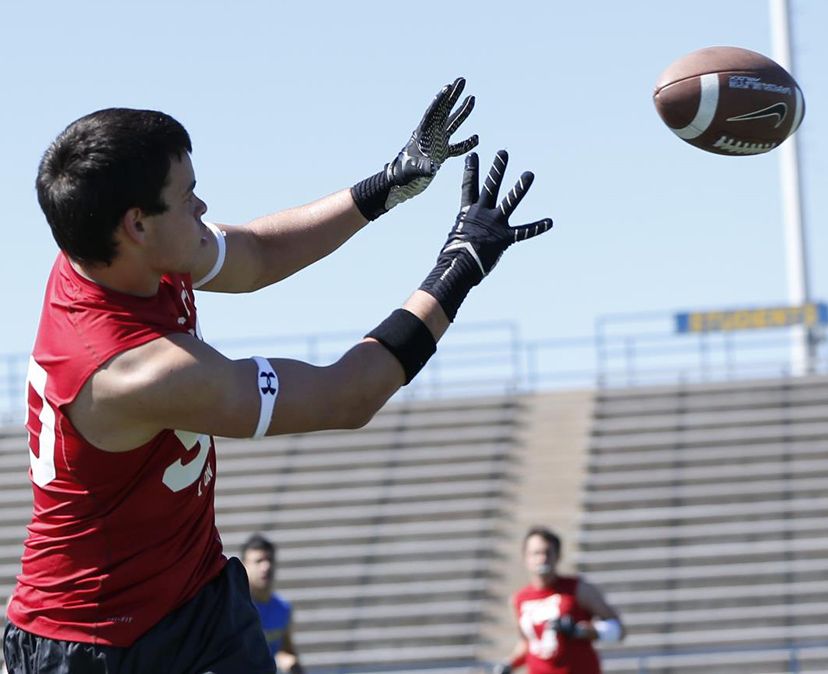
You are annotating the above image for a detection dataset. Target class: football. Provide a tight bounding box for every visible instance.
[653,46,805,156]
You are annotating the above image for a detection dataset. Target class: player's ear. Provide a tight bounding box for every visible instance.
[120,208,146,244]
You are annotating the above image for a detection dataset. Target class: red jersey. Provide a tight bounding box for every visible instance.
[8,253,226,646]
[513,577,602,674]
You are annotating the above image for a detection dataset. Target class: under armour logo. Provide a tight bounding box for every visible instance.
[259,371,277,395]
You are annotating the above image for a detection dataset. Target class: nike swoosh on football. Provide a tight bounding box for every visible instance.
[726,102,788,128]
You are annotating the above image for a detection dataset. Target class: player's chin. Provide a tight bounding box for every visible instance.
[198,222,211,246]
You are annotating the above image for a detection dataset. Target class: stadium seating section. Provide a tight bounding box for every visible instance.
[1,376,828,673]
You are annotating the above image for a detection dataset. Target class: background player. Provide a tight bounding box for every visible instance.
[4,76,552,673]
[241,534,304,674]
[495,526,625,674]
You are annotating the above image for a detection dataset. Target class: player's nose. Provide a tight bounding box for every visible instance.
[195,195,208,218]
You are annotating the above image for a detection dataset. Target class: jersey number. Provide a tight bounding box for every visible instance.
[26,357,57,487]
[519,596,562,659]
[26,357,210,493]
[163,430,211,492]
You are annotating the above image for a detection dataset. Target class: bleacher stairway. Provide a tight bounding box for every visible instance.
[581,376,828,674]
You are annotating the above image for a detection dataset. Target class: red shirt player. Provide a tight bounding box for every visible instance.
[495,527,625,674]
[4,87,554,672]
[13,257,227,648]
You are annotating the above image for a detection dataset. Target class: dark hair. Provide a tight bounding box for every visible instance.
[523,526,561,555]
[241,533,276,561]
[36,108,192,265]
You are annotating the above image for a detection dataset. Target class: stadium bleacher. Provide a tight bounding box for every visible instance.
[1,372,828,673]
[583,375,828,673]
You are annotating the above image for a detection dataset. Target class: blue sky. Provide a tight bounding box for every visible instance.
[1,0,826,360]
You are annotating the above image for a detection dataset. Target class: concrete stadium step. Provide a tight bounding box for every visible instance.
[0,523,28,548]
[283,577,488,605]
[297,621,479,651]
[303,643,478,668]
[607,578,828,612]
[0,487,30,506]
[619,600,828,631]
[318,668,478,674]
[603,623,828,653]
[274,556,492,590]
[589,420,828,453]
[592,402,828,436]
[578,535,828,570]
[215,495,502,530]
[585,563,828,592]
[594,375,828,413]
[0,541,24,561]
[323,667,478,674]
[216,478,510,512]
[582,475,827,510]
[0,451,28,471]
[262,535,492,567]
[218,516,500,549]
[581,590,828,621]
[595,384,828,419]
[295,599,485,629]
[579,514,828,550]
[215,458,512,493]
[584,456,828,490]
[218,514,496,540]
[0,563,21,582]
[601,644,828,674]
[581,495,828,528]
[579,556,828,590]
[587,439,828,472]
[216,440,514,477]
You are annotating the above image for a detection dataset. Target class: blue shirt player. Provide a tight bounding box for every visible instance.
[242,534,304,674]
[255,593,292,656]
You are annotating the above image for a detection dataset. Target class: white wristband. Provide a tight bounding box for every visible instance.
[594,618,622,643]
[252,356,278,439]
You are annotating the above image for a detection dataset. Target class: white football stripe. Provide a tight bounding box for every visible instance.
[673,73,719,140]
[790,85,804,135]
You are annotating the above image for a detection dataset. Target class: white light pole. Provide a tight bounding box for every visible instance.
[769,0,813,375]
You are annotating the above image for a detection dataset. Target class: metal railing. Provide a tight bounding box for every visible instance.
[3,315,826,426]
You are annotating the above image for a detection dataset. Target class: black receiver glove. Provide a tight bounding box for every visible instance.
[351,77,478,221]
[553,615,590,639]
[419,150,553,320]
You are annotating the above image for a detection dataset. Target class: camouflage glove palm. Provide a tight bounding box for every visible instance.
[419,150,553,320]
[352,77,478,221]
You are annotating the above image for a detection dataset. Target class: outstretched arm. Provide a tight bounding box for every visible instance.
[67,152,551,450]
[194,77,477,294]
